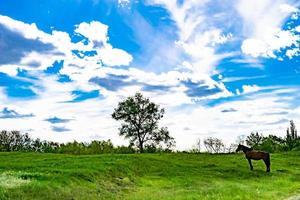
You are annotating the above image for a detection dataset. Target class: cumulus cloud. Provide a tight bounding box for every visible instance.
[73,21,133,66]
[0,24,54,66]
[241,29,300,59]
[237,0,300,59]
[0,15,133,84]
[75,21,108,43]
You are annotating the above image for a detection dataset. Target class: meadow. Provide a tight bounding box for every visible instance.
[0,152,299,200]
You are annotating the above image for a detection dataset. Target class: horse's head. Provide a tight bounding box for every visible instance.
[235,144,242,152]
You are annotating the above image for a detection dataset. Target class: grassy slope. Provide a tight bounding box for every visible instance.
[0,152,299,200]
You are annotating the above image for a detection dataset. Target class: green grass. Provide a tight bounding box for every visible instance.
[0,152,299,199]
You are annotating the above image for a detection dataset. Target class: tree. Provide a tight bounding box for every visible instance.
[227,143,238,153]
[112,92,175,152]
[286,120,299,150]
[189,138,201,153]
[88,140,114,154]
[246,132,263,148]
[195,138,201,153]
[203,137,225,153]
[0,130,32,151]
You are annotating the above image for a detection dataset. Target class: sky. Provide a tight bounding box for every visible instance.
[0,0,300,150]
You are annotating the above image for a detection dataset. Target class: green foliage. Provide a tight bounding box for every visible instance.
[246,133,285,153]
[114,145,136,154]
[246,132,263,148]
[243,121,300,152]
[0,130,137,155]
[0,131,31,152]
[285,120,299,150]
[57,140,137,154]
[112,92,175,152]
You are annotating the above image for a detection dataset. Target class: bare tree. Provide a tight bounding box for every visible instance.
[196,138,201,152]
[190,138,201,153]
[227,143,238,153]
[203,137,225,153]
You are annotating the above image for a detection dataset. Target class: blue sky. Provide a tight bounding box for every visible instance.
[0,0,299,149]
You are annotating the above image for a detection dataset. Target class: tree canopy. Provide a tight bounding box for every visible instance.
[112,92,175,152]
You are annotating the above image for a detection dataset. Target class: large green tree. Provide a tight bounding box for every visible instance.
[112,92,175,152]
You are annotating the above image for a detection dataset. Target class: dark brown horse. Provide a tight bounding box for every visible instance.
[236,144,270,172]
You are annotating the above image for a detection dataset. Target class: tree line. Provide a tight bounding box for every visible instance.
[244,120,299,152]
[0,119,298,154]
[192,120,300,154]
[0,130,137,154]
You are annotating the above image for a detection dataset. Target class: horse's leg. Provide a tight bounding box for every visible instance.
[247,158,253,170]
[263,154,271,172]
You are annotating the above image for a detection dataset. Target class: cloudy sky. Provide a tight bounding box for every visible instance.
[0,0,300,149]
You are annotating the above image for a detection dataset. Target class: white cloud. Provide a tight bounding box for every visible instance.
[280,3,299,13]
[286,48,300,58]
[0,15,133,87]
[237,0,300,59]
[0,15,48,40]
[242,85,260,94]
[5,81,298,150]
[98,45,133,66]
[75,21,108,43]
[147,0,233,75]
[0,15,135,144]
[164,87,300,149]
[73,21,133,66]
[241,39,273,58]
[241,29,300,58]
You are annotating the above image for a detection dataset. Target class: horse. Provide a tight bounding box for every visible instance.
[236,144,270,172]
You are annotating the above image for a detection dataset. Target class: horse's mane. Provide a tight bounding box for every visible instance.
[241,144,253,151]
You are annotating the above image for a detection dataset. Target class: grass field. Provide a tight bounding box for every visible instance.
[0,152,299,199]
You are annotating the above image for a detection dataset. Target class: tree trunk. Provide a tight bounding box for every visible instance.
[139,142,144,153]
[137,132,144,153]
